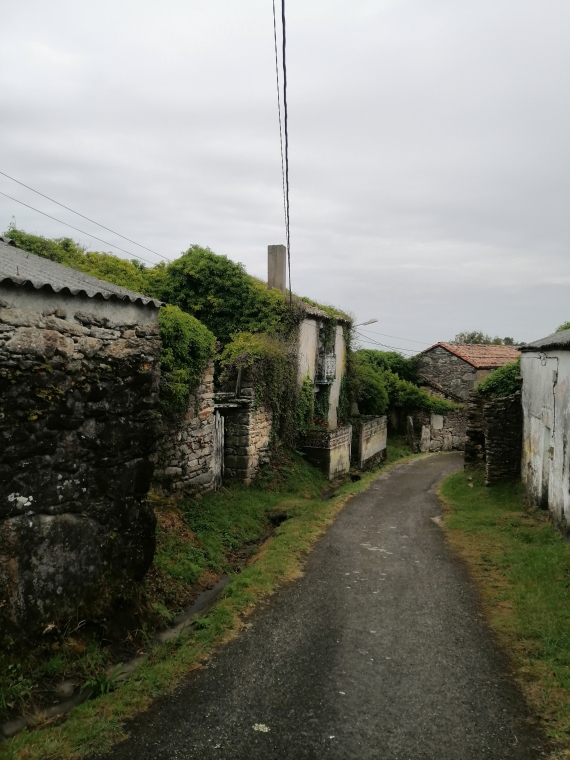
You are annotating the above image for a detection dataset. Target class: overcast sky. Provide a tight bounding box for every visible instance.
[1,0,569,352]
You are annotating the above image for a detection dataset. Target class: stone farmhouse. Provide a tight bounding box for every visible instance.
[417,342,521,401]
[406,342,520,453]
[0,236,162,636]
[520,328,570,531]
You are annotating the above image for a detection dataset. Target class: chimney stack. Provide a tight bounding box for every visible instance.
[268,244,287,294]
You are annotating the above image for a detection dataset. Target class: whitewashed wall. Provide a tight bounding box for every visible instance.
[521,350,570,529]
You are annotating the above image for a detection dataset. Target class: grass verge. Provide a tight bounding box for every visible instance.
[1,440,418,760]
[440,467,570,757]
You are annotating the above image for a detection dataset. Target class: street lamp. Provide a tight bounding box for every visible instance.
[355,319,378,327]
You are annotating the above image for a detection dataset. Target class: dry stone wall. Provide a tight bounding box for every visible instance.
[0,299,161,638]
[405,408,467,452]
[154,360,222,495]
[464,391,522,484]
[222,401,273,485]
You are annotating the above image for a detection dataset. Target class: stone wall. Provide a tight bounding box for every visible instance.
[154,360,223,495]
[221,401,273,485]
[300,426,352,480]
[404,408,468,452]
[0,297,161,637]
[464,391,522,485]
[417,346,477,400]
[352,416,387,469]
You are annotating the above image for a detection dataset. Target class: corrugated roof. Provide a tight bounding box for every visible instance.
[0,237,162,308]
[520,329,570,352]
[422,342,520,368]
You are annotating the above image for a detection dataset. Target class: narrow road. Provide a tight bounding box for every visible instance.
[101,454,546,759]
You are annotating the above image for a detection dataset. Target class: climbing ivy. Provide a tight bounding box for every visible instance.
[158,305,216,414]
[297,375,315,431]
[220,332,298,445]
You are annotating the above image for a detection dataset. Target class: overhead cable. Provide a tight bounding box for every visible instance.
[357,327,430,345]
[271,0,287,246]
[0,170,170,262]
[280,0,292,304]
[0,190,157,267]
[354,331,419,354]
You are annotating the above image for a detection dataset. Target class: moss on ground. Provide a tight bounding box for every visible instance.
[441,468,570,756]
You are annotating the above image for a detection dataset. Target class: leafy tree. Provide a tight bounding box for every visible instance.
[452,331,517,346]
[355,349,419,383]
[350,351,456,415]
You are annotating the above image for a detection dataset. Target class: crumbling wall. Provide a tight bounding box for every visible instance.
[154,360,222,495]
[300,426,352,480]
[0,299,161,637]
[464,391,522,485]
[221,401,272,485]
[403,408,467,452]
[352,416,387,469]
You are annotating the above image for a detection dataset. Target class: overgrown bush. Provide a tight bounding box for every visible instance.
[153,245,298,345]
[351,349,457,415]
[556,321,570,333]
[220,332,298,444]
[158,305,216,413]
[476,358,521,398]
[349,356,389,415]
[355,349,419,384]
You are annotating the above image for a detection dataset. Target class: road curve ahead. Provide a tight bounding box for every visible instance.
[99,453,546,760]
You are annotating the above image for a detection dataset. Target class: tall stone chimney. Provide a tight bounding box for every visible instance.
[268,244,287,294]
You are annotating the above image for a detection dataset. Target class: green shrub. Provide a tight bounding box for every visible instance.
[556,321,570,333]
[476,358,521,398]
[352,350,456,415]
[158,305,216,413]
[350,356,389,415]
[220,332,298,444]
[355,349,419,384]
[153,245,294,345]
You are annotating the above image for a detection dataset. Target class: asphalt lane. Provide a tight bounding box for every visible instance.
[100,453,546,760]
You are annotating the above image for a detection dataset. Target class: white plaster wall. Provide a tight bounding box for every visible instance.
[521,350,570,527]
[297,317,319,386]
[327,325,347,430]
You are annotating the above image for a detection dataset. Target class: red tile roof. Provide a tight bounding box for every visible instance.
[423,343,520,369]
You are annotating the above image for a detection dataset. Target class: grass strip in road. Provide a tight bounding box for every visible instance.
[1,442,419,760]
[440,467,570,756]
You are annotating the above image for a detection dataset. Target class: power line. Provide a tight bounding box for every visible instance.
[272,0,287,246]
[357,327,430,345]
[0,190,157,267]
[0,170,170,262]
[354,331,419,354]
[280,0,292,305]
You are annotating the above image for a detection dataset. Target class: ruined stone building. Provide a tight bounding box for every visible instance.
[0,237,162,636]
[520,328,570,531]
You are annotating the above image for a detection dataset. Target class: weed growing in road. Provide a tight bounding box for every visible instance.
[441,468,570,751]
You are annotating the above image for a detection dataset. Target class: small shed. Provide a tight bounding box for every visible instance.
[520,329,570,529]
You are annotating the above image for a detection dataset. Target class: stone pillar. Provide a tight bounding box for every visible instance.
[268,244,287,294]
